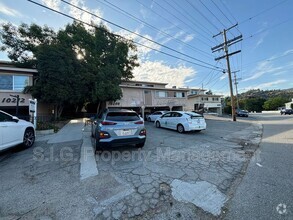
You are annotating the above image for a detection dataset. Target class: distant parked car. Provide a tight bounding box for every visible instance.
[0,110,35,151]
[155,111,206,133]
[147,111,168,122]
[280,109,293,115]
[236,109,249,117]
[91,109,146,152]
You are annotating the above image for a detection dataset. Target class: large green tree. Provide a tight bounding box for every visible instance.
[0,22,138,118]
[262,97,289,110]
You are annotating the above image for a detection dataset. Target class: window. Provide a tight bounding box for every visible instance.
[0,75,13,90]
[106,112,140,121]
[162,112,171,118]
[201,97,208,101]
[212,97,219,101]
[174,92,185,98]
[146,84,154,87]
[0,74,30,91]
[191,90,198,95]
[135,83,142,86]
[171,112,182,117]
[156,91,167,98]
[0,112,13,122]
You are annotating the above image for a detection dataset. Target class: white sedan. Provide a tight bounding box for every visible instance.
[147,111,168,122]
[155,111,206,133]
[0,110,35,151]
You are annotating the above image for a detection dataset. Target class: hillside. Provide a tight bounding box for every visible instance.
[238,88,293,100]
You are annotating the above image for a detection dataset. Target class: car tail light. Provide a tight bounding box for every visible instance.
[101,121,117,125]
[139,129,146,136]
[135,120,144,124]
[99,131,110,139]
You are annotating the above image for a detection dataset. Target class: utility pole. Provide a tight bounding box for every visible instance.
[232,70,241,110]
[212,24,242,121]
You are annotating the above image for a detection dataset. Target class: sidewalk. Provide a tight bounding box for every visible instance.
[36,118,86,144]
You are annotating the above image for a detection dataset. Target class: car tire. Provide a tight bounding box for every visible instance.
[136,142,145,148]
[155,121,161,128]
[23,128,35,148]
[147,117,151,122]
[177,124,185,133]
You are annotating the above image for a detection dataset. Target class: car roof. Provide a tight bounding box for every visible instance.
[106,108,137,113]
[163,111,202,116]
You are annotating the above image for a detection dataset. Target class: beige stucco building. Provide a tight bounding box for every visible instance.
[186,88,223,115]
[107,80,189,117]
[0,61,53,117]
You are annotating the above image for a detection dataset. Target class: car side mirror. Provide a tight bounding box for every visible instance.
[12,116,19,123]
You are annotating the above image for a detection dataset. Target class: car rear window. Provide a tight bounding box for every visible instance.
[106,112,140,121]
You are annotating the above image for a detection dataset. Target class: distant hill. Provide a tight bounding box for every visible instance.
[238,88,293,100]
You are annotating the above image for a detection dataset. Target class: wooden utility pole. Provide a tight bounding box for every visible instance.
[232,70,241,110]
[212,24,242,121]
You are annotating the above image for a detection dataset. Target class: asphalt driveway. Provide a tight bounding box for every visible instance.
[0,116,262,220]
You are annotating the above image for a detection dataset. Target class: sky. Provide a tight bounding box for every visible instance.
[0,0,293,96]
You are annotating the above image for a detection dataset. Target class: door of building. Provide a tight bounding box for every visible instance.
[144,90,152,106]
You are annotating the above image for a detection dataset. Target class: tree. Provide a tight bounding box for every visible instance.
[263,97,289,110]
[243,98,266,112]
[1,22,139,119]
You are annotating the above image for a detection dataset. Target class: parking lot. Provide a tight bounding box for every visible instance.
[0,116,262,219]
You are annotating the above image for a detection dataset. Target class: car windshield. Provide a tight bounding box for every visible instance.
[106,112,140,121]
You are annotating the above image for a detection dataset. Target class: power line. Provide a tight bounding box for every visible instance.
[97,0,213,59]
[211,0,242,35]
[185,0,221,32]
[135,0,216,47]
[151,0,215,46]
[198,0,226,29]
[162,0,215,38]
[243,18,292,40]
[27,0,222,71]
[210,0,234,26]
[218,0,238,23]
[169,0,216,37]
[239,0,289,24]
[59,0,218,68]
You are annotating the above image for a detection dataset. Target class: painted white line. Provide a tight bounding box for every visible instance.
[80,131,99,180]
[256,163,263,167]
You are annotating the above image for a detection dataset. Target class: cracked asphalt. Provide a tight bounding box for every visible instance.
[0,115,262,220]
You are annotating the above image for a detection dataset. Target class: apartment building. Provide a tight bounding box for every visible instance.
[0,61,52,116]
[107,80,189,118]
[186,88,223,115]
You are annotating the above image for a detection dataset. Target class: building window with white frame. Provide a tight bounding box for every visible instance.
[155,91,167,98]
[0,74,30,91]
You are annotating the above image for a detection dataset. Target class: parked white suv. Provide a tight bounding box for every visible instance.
[0,110,35,151]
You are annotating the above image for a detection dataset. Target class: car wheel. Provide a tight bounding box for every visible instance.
[147,117,151,122]
[136,142,145,148]
[177,124,184,133]
[23,128,35,148]
[155,121,161,128]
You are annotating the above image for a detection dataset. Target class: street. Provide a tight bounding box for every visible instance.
[0,114,291,219]
[225,113,293,219]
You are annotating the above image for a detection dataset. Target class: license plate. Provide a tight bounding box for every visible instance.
[121,129,132,136]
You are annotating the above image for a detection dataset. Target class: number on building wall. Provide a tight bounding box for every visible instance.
[1,98,25,103]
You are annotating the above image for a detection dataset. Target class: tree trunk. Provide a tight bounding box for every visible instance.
[96,102,100,113]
